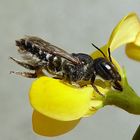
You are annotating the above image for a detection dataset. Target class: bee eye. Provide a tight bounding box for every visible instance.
[105,64,111,70]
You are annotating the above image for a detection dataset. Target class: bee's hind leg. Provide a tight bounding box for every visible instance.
[10,71,37,78]
[10,57,40,70]
[10,57,45,78]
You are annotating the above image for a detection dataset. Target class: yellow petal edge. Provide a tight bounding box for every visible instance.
[32,110,80,136]
[108,12,140,52]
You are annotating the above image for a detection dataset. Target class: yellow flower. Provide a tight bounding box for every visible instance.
[29,13,140,136]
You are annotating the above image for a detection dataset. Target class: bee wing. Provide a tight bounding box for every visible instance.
[23,36,80,64]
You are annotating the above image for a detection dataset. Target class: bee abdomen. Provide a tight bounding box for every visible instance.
[16,39,48,61]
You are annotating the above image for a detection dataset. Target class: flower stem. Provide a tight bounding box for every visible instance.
[103,70,140,115]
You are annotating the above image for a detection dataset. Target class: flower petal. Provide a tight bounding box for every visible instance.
[32,110,80,136]
[108,13,140,52]
[107,13,140,72]
[125,43,140,61]
[92,13,140,57]
[29,77,104,121]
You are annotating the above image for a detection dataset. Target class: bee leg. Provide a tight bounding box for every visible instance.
[10,71,37,78]
[92,84,105,97]
[10,57,40,70]
[53,75,63,80]
[10,57,45,78]
[91,76,105,97]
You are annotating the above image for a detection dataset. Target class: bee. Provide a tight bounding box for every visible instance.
[10,36,122,96]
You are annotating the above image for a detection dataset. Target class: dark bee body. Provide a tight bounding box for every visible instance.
[10,36,122,94]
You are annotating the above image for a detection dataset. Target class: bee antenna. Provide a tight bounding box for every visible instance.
[108,47,112,62]
[91,43,106,58]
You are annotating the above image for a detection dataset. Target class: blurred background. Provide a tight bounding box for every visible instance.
[0,0,140,140]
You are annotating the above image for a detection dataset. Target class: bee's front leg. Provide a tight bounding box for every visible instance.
[91,76,105,97]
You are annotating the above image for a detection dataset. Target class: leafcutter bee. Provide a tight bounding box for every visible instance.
[10,36,122,96]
